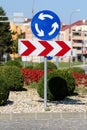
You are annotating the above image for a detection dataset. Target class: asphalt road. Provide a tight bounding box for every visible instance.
[0,112,87,130]
[73,64,87,74]
[81,65,87,74]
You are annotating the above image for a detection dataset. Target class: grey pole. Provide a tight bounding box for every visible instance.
[44,56,47,109]
[69,9,80,67]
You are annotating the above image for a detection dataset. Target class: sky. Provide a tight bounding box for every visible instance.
[0,0,87,24]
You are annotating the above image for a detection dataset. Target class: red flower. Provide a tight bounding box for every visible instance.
[72,72,87,87]
[21,68,44,85]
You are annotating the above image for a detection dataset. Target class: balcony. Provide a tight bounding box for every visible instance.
[72,35,84,40]
[72,31,87,40]
[72,42,82,47]
[76,50,82,54]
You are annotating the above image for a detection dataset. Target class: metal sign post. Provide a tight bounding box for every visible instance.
[44,57,47,109]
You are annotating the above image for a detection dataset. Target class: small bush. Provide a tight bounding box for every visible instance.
[34,62,57,70]
[69,67,85,74]
[0,76,10,105]
[24,64,33,69]
[37,69,75,100]
[4,60,22,67]
[60,69,75,95]
[0,66,24,91]
[48,76,68,100]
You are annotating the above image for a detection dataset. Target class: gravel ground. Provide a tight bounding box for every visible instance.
[0,88,87,113]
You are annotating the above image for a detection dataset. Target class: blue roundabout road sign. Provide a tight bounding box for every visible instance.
[31,10,61,40]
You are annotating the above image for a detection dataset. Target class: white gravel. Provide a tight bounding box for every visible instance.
[0,88,87,113]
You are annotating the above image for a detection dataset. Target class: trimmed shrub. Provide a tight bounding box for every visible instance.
[37,69,75,100]
[48,76,68,100]
[0,66,24,91]
[69,67,85,74]
[4,60,22,68]
[59,69,76,95]
[63,67,85,87]
[24,64,33,69]
[34,62,57,70]
[0,76,10,105]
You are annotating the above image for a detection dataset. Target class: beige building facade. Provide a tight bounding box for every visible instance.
[60,20,87,62]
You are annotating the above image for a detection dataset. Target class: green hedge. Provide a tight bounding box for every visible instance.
[0,76,10,105]
[37,69,75,100]
[34,62,57,70]
[4,60,22,67]
[0,66,24,91]
[69,67,85,74]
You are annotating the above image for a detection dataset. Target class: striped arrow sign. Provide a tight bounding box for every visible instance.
[18,39,71,56]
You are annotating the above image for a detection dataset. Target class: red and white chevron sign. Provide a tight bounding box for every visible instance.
[18,39,71,56]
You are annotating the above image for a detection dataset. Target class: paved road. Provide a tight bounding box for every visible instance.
[73,64,87,74]
[81,65,87,74]
[0,112,87,130]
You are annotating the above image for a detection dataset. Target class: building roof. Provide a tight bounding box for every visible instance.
[61,20,84,31]
[24,18,31,23]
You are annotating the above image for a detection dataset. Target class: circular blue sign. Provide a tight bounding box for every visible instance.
[31,10,61,40]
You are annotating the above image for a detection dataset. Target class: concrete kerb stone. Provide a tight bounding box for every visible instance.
[0,112,87,121]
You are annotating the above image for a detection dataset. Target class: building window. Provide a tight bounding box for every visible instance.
[73,40,82,43]
[77,47,81,50]
[73,32,81,36]
[84,33,87,37]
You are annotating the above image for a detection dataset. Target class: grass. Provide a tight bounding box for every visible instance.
[26,82,38,89]
[21,61,86,69]
[59,61,86,68]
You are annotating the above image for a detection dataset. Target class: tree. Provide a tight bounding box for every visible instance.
[0,6,13,60]
[10,29,25,55]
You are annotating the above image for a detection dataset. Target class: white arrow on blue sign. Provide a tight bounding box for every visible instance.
[31,10,61,40]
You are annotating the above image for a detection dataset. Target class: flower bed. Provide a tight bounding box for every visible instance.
[21,68,87,87]
[21,68,44,85]
[72,72,87,87]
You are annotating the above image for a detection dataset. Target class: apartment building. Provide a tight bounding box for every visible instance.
[61,20,87,62]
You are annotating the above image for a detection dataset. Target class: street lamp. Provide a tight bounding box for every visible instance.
[69,9,80,26]
[69,9,80,67]
[32,0,35,18]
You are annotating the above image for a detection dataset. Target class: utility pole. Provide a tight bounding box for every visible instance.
[30,0,35,63]
[69,9,80,67]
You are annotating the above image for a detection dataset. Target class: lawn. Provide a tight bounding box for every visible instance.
[58,61,86,68]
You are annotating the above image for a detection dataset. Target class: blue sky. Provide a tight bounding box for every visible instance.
[0,0,87,24]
